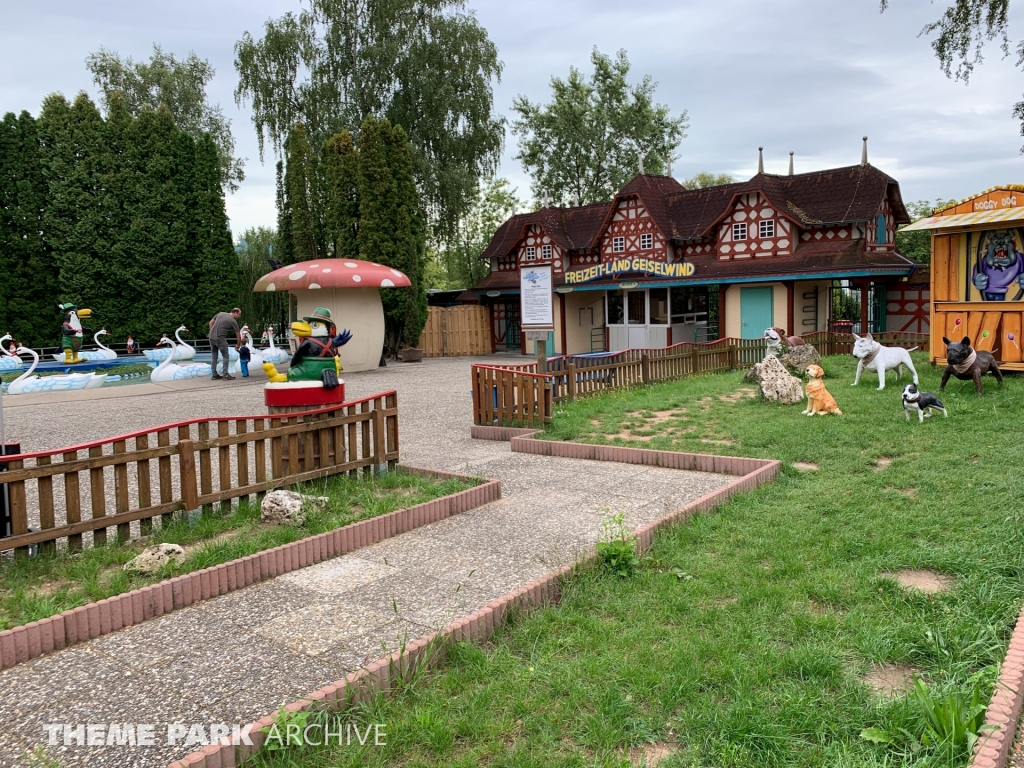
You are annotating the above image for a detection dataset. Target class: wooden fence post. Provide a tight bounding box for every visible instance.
[641,353,651,384]
[567,362,577,400]
[372,404,387,474]
[728,345,737,370]
[178,439,199,513]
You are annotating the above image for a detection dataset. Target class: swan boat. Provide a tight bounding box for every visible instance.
[51,329,118,362]
[144,326,197,361]
[6,347,106,395]
[150,338,212,382]
[0,334,23,371]
[259,326,289,365]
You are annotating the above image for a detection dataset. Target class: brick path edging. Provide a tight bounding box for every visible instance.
[969,608,1024,768]
[0,467,499,674]
[166,441,779,768]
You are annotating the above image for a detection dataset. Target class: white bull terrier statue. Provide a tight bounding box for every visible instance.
[851,332,918,390]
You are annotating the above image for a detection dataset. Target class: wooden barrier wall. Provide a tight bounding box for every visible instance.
[471,332,929,426]
[418,306,492,357]
[0,392,399,555]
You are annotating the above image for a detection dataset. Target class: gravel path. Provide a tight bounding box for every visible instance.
[0,357,732,767]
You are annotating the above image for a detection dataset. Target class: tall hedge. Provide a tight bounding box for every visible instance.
[0,93,238,347]
[0,111,58,347]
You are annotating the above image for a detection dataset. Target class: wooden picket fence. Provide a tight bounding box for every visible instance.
[0,392,399,555]
[472,331,930,426]
[418,305,492,357]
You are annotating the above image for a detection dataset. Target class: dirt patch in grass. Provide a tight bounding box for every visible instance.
[701,437,737,446]
[718,387,757,403]
[615,430,654,441]
[35,580,70,597]
[629,741,676,766]
[874,456,893,471]
[888,569,955,594]
[183,529,244,556]
[862,663,920,697]
[792,462,819,471]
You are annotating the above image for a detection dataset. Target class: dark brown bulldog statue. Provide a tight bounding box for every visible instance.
[940,336,1003,395]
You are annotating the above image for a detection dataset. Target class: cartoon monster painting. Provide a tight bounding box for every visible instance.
[973,229,1024,301]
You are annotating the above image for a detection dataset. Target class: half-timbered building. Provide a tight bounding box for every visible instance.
[466,146,916,355]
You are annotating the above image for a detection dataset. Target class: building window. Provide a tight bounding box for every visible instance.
[759,220,775,239]
[649,288,668,324]
[732,222,747,241]
[627,291,646,324]
[876,214,886,244]
[524,246,535,261]
[640,233,653,250]
[612,236,625,252]
[541,244,552,259]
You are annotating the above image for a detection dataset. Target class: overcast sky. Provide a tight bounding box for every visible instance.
[4,0,1024,236]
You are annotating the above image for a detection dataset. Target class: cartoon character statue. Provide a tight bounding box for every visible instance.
[58,302,94,364]
[262,307,352,389]
[973,229,1024,301]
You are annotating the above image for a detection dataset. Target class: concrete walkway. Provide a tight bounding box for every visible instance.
[0,357,732,767]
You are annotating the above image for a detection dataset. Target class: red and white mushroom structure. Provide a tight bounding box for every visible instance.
[253,258,411,372]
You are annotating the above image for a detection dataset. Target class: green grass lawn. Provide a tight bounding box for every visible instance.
[0,469,477,631]
[248,353,1024,768]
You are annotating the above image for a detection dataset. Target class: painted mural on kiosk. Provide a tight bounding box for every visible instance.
[972,228,1024,301]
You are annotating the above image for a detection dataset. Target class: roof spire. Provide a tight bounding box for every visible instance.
[788,152,794,176]
[757,147,764,174]
[861,136,868,166]
[542,188,548,209]
[666,157,672,178]
[638,152,645,175]
[511,202,517,217]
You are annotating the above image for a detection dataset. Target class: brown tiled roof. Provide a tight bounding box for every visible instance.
[664,164,910,239]
[479,164,910,261]
[480,202,609,259]
[587,174,688,248]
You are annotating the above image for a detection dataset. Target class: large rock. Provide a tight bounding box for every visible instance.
[781,344,821,373]
[124,543,186,575]
[752,355,804,405]
[260,490,330,525]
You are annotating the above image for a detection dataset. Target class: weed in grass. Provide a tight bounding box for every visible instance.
[595,508,639,578]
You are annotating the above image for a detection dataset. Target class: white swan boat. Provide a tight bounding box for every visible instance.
[144,326,197,361]
[6,347,106,395]
[150,338,212,382]
[0,334,23,371]
[259,326,290,365]
[51,329,118,362]
[241,326,264,367]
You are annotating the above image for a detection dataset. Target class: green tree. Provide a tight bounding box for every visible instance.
[435,176,521,288]
[356,116,427,355]
[283,122,323,260]
[682,172,735,190]
[275,160,294,264]
[895,199,957,264]
[512,48,688,205]
[191,133,240,324]
[323,130,360,259]
[0,111,59,348]
[235,226,287,335]
[234,0,504,239]
[87,44,245,191]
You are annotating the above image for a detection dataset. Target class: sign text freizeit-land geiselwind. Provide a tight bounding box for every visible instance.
[564,258,696,285]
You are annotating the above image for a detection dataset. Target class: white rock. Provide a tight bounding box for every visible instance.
[260,490,330,525]
[754,355,804,405]
[780,344,822,373]
[124,543,186,575]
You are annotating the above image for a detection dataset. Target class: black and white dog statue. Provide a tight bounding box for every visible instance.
[901,383,948,423]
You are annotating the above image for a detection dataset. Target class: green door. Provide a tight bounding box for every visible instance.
[740,287,773,339]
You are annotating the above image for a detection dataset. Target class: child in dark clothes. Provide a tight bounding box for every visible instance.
[238,344,251,377]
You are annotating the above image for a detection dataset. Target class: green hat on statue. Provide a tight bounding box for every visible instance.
[58,302,78,312]
[302,307,334,325]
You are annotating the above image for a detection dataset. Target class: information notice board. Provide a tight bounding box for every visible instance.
[520,265,553,329]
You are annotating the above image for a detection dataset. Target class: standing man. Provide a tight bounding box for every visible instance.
[208,308,242,380]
